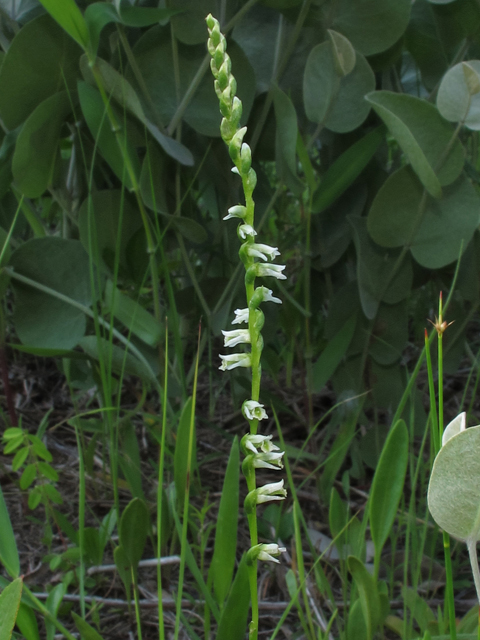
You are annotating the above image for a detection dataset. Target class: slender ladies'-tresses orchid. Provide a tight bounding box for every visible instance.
[207,13,287,640]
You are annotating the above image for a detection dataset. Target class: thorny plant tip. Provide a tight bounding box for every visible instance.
[206,13,287,640]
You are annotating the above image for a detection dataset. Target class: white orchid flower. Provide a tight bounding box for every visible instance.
[242,400,268,421]
[231,308,249,324]
[257,286,282,304]
[246,243,281,262]
[251,450,284,470]
[219,353,251,371]
[257,543,286,564]
[223,204,247,221]
[238,224,257,240]
[256,263,287,280]
[255,480,287,504]
[222,329,251,348]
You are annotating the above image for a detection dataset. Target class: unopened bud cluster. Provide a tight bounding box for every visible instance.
[207,13,286,565]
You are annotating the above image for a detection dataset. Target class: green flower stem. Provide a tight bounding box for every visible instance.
[435,293,457,640]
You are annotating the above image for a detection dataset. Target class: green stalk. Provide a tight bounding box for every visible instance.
[157,322,168,640]
[174,324,201,640]
[132,565,143,640]
[434,293,457,640]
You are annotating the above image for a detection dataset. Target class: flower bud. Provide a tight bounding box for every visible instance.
[245,167,257,193]
[228,126,247,162]
[240,143,252,174]
[221,117,237,143]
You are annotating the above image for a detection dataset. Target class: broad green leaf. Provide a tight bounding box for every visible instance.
[0,577,22,640]
[369,420,408,568]
[12,92,72,198]
[80,56,193,165]
[347,598,368,640]
[216,554,250,640]
[129,29,255,137]
[79,336,158,384]
[367,167,480,269]
[405,0,465,91]
[174,398,196,507]
[272,86,303,195]
[85,2,178,55]
[0,486,19,578]
[104,280,161,348]
[119,498,149,568]
[312,314,356,392]
[71,611,105,640]
[349,216,412,319]
[113,545,131,599]
[428,424,480,542]
[77,190,143,274]
[0,14,81,130]
[324,0,411,55]
[304,41,374,133]
[328,29,356,76]
[9,238,92,350]
[366,92,465,196]
[169,0,215,44]
[312,126,385,214]
[38,0,89,49]
[78,81,140,190]
[369,303,409,367]
[348,556,381,639]
[211,437,239,607]
[437,60,480,130]
[16,603,40,640]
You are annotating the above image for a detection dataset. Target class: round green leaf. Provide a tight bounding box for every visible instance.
[12,92,72,198]
[10,238,92,349]
[428,424,480,542]
[437,60,480,130]
[366,91,465,195]
[304,42,374,133]
[0,14,81,130]
[325,0,411,55]
[327,29,356,76]
[367,167,480,269]
[130,28,255,137]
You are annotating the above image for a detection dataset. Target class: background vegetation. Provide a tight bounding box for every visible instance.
[0,0,480,638]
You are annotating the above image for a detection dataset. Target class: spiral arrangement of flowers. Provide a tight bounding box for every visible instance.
[206,14,287,639]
